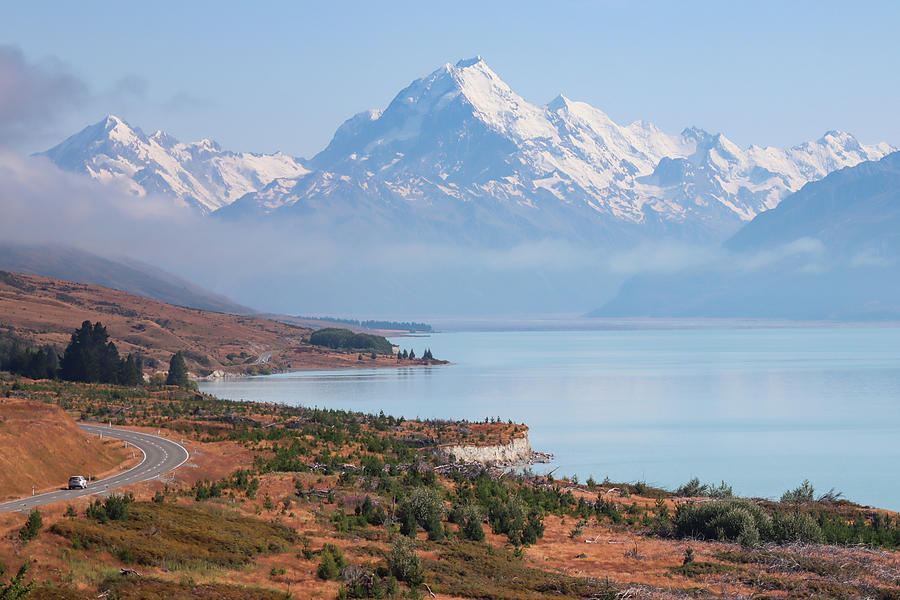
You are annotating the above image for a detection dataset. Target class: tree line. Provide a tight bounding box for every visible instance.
[396,348,435,360]
[0,321,191,388]
[297,316,432,333]
[308,328,394,354]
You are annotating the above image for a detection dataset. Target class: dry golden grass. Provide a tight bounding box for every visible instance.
[0,399,129,499]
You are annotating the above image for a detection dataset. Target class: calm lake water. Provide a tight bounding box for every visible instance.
[200,325,900,510]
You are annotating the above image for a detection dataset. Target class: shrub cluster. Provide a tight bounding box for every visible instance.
[675,477,733,498]
[398,487,444,540]
[317,544,347,580]
[308,328,393,354]
[487,496,543,546]
[388,537,423,586]
[86,494,133,523]
[673,499,824,546]
[449,503,485,541]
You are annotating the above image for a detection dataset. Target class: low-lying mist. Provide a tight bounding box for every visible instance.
[0,152,627,316]
[3,152,892,320]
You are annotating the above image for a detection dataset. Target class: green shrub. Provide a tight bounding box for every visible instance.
[674,499,772,546]
[317,552,339,580]
[675,477,707,497]
[388,536,423,586]
[19,509,42,542]
[595,497,623,524]
[317,544,347,580]
[675,478,733,499]
[86,494,133,523]
[489,496,525,538]
[398,487,444,540]
[0,562,34,600]
[708,481,734,499]
[772,511,824,543]
[780,479,815,504]
[356,496,386,526]
[461,506,485,542]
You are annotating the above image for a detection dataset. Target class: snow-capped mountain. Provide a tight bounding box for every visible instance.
[41,116,308,213]
[44,58,893,243]
[217,57,892,243]
[593,151,900,319]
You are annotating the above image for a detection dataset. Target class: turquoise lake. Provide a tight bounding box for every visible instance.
[200,325,900,510]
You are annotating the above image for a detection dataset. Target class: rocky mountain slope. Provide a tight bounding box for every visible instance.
[43,59,892,245]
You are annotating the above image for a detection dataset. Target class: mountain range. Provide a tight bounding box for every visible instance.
[41,58,894,245]
[41,116,308,213]
[594,151,900,319]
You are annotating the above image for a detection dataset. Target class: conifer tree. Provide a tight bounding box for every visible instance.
[60,321,124,383]
[166,351,190,387]
[0,561,34,600]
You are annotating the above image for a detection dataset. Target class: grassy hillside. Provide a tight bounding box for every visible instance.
[0,396,128,499]
[0,271,446,376]
[0,243,253,314]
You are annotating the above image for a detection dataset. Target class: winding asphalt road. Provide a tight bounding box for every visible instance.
[0,423,189,514]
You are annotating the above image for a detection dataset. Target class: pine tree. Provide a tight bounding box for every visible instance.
[59,321,126,384]
[0,561,34,600]
[119,354,143,386]
[166,351,190,387]
[409,349,416,359]
[18,509,42,542]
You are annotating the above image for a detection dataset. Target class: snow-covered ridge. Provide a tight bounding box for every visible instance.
[42,59,895,243]
[223,57,892,242]
[40,115,309,213]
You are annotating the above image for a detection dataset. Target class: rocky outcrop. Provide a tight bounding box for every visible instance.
[434,431,533,466]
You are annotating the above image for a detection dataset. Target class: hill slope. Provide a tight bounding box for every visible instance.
[0,398,128,500]
[0,270,312,375]
[0,243,253,314]
[593,152,900,319]
[0,271,431,374]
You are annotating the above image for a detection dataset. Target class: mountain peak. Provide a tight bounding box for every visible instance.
[819,130,856,145]
[454,56,484,68]
[102,114,126,129]
[547,94,572,110]
[92,114,144,146]
[150,129,178,148]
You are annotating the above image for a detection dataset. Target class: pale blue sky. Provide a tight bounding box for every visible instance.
[3,0,898,156]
